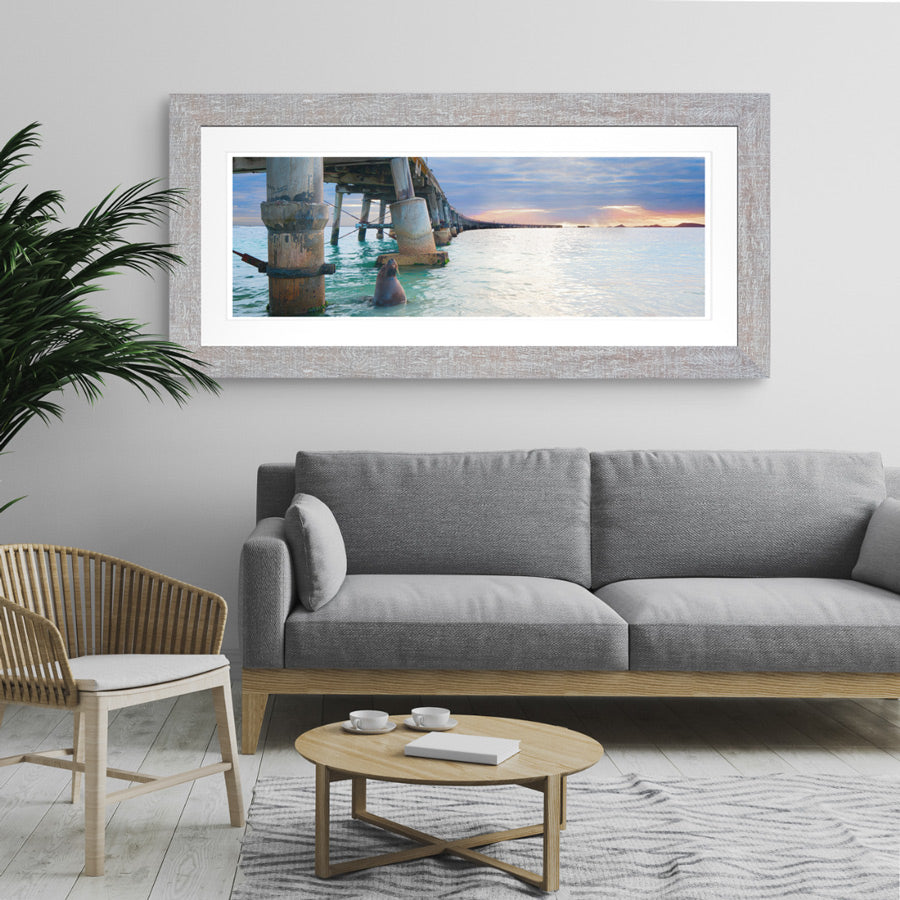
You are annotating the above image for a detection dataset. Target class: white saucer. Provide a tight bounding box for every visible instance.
[404,717,459,732]
[341,720,397,735]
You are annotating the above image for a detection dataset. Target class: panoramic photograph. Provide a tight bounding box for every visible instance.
[231,155,706,318]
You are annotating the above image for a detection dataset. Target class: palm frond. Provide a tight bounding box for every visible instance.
[0,124,43,189]
[0,496,25,514]
[0,124,220,493]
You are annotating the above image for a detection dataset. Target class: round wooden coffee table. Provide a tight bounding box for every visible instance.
[295,714,603,892]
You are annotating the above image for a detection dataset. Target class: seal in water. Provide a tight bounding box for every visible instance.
[372,258,407,307]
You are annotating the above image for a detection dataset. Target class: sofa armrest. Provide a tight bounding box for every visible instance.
[239,517,295,668]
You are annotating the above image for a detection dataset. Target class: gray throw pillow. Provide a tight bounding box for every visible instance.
[851,497,900,594]
[283,493,347,611]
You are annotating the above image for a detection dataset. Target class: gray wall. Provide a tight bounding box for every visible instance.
[2,1,898,656]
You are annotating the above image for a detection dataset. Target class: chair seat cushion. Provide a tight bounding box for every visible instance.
[596,578,900,672]
[68,654,229,692]
[284,574,628,670]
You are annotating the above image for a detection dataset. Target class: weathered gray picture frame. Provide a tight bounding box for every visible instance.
[169,93,769,379]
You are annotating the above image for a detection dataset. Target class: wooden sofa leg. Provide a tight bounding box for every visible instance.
[241,690,269,755]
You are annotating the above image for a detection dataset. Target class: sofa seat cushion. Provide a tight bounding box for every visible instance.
[596,578,900,673]
[284,574,628,670]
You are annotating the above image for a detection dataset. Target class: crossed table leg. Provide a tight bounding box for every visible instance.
[314,765,567,892]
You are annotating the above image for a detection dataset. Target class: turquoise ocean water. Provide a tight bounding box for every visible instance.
[232,225,705,318]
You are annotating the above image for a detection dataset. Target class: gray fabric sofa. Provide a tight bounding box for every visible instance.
[239,449,900,753]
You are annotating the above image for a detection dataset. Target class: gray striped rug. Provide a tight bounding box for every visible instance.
[232,774,900,898]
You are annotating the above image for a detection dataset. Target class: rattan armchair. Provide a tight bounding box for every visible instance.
[0,544,244,876]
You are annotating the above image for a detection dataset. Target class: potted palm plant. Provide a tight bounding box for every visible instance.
[0,124,219,512]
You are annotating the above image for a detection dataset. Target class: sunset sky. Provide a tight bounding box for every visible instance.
[232,156,705,228]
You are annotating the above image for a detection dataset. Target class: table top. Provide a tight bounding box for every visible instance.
[294,715,603,786]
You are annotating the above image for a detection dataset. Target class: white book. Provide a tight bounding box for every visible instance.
[403,732,520,765]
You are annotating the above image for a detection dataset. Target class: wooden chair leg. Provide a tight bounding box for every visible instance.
[83,696,108,877]
[241,689,269,755]
[71,711,84,803]
[212,675,245,827]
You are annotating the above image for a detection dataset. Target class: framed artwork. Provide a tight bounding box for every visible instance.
[169,93,769,378]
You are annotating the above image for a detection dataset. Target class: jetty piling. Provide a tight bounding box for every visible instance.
[377,199,386,238]
[387,156,439,261]
[260,157,332,316]
[425,188,439,227]
[330,187,344,245]
[390,156,415,202]
[357,195,372,241]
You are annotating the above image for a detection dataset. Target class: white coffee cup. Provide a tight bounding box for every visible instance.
[411,706,451,728]
[349,710,389,731]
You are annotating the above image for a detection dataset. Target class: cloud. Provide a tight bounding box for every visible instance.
[430,156,705,222]
[476,207,547,215]
[233,156,706,227]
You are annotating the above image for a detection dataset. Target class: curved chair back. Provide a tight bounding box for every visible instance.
[0,544,226,659]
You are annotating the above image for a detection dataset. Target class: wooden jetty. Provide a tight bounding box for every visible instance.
[232,156,535,315]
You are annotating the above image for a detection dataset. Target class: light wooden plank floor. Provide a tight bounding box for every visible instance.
[0,682,898,899]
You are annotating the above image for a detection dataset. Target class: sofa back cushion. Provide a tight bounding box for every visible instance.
[886,466,900,500]
[257,463,296,521]
[590,450,885,588]
[295,449,592,586]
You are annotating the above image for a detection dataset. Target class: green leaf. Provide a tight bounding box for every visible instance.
[0,123,221,506]
[0,496,25,515]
